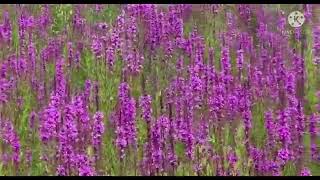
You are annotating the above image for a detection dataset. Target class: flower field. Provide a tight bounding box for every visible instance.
[0,4,320,176]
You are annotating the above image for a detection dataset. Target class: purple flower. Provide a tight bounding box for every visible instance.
[249,146,265,174]
[243,109,252,130]
[277,148,292,165]
[84,79,91,103]
[313,25,320,65]
[310,114,318,160]
[294,27,302,40]
[26,148,32,164]
[76,154,95,176]
[267,161,281,176]
[72,6,86,34]
[55,58,66,101]
[1,11,12,43]
[38,5,52,31]
[277,109,292,146]
[29,111,36,130]
[27,40,36,75]
[75,50,81,67]
[0,78,13,104]
[67,42,73,66]
[91,35,103,59]
[105,46,116,71]
[40,94,61,142]
[304,5,312,23]
[285,72,296,96]
[126,50,144,75]
[139,94,152,124]
[0,120,21,166]
[92,111,105,149]
[221,47,233,85]
[1,153,10,166]
[264,111,276,150]
[236,49,244,71]
[300,167,312,176]
[95,4,104,13]
[115,82,137,159]
[227,149,238,167]
[18,13,27,46]
[57,165,66,176]
[149,115,170,174]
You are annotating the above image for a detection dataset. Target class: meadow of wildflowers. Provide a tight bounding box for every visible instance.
[0,4,320,176]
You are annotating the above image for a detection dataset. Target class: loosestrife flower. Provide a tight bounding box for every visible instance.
[0,120,21,166]
[115,82,137,159]
[92,111,105,151]
[139,94,152,125]
[300,167,312,176]
[310,114,318,160]
[312,26,320,65]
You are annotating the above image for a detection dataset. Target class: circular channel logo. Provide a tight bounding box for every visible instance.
[288,11,305,28]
